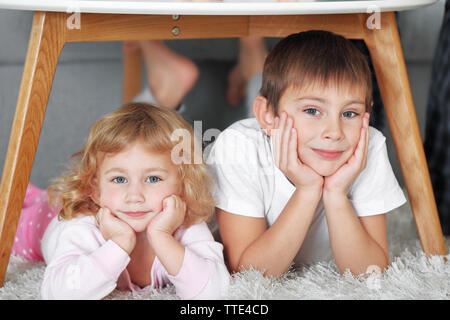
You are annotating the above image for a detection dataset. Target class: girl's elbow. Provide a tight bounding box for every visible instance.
[191,264,231,300]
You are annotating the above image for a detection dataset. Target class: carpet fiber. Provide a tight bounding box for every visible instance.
[1,201,449,300]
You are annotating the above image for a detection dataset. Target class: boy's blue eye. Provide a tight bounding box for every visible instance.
[112,176,127,184]
[304,108,320,116]
[342,111,358,118]
[146,176,161,183]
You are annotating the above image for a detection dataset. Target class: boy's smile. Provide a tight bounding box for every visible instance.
[311,148,345,160]
[276,82,367,176]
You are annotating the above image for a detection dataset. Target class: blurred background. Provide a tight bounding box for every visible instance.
[0,0,446,191]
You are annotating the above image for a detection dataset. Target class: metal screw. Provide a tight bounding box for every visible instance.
[172,14,180,21]
[172,26,180,36]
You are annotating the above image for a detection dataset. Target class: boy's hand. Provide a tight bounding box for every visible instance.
[97,207,136,255]
[147,195,186,240]
[273,112,324,192]
[323,113,370,196]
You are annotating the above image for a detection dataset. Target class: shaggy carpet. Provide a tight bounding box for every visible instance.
[1,200,449,300]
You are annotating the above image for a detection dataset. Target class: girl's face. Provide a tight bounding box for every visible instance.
[94,140,182,233]
[276,82,366,176]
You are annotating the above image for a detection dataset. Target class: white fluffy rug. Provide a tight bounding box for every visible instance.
[1,201,449,300]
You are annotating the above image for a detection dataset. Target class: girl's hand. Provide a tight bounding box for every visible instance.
[323,113,370,196]
[147,195,186,238]
[272,112,324,192]
[97,207,136,255]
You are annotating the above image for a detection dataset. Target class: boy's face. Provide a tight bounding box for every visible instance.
[94,140,182,233]
[276,82,366,176]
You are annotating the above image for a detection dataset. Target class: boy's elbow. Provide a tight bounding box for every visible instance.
[230,259,243,274]
[338,260,389,277]
[236,251,289,278]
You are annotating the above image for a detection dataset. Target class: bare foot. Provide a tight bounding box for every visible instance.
[135,40,199,110]
[226,37,267,107]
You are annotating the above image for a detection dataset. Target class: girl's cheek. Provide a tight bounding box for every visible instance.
[176,182,183,196]
[99,187,120,208]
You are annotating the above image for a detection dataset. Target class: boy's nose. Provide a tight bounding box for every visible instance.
[322,117,343,141]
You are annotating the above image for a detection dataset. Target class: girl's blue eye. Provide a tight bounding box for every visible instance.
[147,176,161,183]
[342,111,358,118]
[112,176,127,184]
[304,108,320,116]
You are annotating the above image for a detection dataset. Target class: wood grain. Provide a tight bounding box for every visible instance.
[123,48,142,104]
[249,14,364,39]
[66,14,250,42]
[362,12,446,256]
[0,11,65,286]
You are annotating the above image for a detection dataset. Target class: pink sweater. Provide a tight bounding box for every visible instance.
[40,215,230,299]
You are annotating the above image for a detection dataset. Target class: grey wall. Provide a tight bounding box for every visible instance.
[0,1,446,192]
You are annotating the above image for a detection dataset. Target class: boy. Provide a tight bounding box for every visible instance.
[206,30,406,277]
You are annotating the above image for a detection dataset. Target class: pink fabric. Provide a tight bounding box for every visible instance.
[12,184,59,261]
[115,227,213,298]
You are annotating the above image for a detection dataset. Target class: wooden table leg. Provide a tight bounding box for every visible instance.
[122,47,142,104]
[362,12,447,256]
[0,11,65,287]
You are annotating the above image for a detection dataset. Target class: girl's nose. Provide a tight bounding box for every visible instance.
[322,117,344,141]
[125,183,145,203]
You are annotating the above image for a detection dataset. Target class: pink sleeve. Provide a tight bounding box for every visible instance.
[41,220,130,300]
[166,223,230,299]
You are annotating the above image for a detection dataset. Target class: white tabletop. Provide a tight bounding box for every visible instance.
[0,0,438,15]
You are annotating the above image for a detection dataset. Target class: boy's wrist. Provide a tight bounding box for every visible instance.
[322,189,348,204]
[294,185,323,202]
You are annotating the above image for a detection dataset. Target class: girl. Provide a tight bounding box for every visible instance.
[13,102,230,299]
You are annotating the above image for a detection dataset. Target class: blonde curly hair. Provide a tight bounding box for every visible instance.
[49,102,215,227]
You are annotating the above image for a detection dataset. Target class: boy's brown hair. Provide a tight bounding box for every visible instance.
[260,30,373,114]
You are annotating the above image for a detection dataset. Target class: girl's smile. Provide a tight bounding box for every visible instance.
[122,211,150,218]
[93,139,182,233]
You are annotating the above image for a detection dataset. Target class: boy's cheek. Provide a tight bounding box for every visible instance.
[349,121,364,142]
[298,147,312,165]
[348,132,361,151]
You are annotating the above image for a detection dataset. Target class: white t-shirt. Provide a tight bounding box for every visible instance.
[206,118,407,266]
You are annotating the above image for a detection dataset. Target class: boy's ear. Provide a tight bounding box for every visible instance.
[367,100,374,113]
[253,96,275,136]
